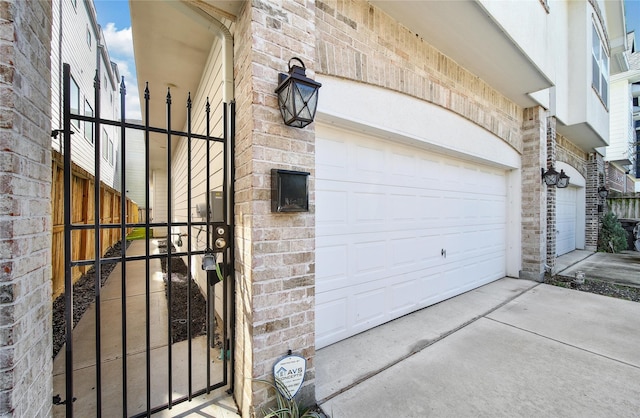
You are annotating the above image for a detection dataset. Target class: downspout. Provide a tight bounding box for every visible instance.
[167,1,234,103]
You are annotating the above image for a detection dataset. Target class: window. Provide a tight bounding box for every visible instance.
[101,129,114,165]
[70,76,80,128]
[87,27,92,48]
[591,23,608,106]
[101,128,109,160]
[84,100,94,144]
[108,138,114,165]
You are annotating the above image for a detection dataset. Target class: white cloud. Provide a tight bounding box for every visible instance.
[102,22,134,59]
[102,23,141,120]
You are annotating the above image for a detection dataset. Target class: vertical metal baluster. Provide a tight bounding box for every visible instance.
[119,75,128,417]
[92,70,103,417]
[186,93,193,400]
[221,103,228,384]
[144,83,151,416]
[205,98,211,392]
[166,88,173,407]
[62,63,74,418]
[228,100,236,392]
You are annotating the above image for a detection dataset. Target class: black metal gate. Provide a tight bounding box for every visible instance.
[56,63,235,417]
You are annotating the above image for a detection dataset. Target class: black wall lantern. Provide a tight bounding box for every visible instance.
[541,166,560,186]
[541,166,570,188]
[275,57,322,128]
[556,170,570,188]
[598,186,609,199]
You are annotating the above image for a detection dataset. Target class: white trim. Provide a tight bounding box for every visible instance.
[316,75,521,170]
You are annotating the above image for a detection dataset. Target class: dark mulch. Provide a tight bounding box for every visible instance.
[52,239,210,358]
[545,275,640,302]
[156,240,208,343]
[52,241,131,358]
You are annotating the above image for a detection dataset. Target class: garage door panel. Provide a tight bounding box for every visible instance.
[354,191,387,223]
[317,138,348,179]
[354,240,387,274]
[316,188,348,225]
[353,287,386,328]
[557,187,577,256]
[315,297,348,345]
[390,278,419,315]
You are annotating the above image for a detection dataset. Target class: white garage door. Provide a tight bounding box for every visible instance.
[315,126,508,348]
[556,187,577,256]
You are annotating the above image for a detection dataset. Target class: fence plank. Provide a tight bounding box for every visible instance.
[50,150,139,299]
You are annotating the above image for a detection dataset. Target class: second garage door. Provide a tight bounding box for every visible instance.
[315,125,508,348]
[556,186,578,256]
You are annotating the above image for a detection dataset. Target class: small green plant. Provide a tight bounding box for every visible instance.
[255,378,322,418]
[598,212,628,253]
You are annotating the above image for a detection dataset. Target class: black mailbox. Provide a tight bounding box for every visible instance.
[271,169,310,213]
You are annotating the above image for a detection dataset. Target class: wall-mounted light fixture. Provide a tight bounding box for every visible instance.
[541,166,570,188]
[275,57,322,128]
[556,170,570,188]
[541,166,560,186]
[598,186,609,199]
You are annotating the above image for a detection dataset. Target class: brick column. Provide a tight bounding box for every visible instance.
[233,1,317,415]
[585,152,604,250]
[0,0,53,416]
[520,107,547,282]
[546,116,557,273]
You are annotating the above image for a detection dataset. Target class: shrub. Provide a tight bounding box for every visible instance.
[598,212,628,253]
[255,378,322,418]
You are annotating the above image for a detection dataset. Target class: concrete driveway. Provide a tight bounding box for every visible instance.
[317,278,640,417]
[557,250,640,288]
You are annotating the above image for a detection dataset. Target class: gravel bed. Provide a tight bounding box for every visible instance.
[52,239,211,358]
[157,241,208,344]
[52,241,130,358]
[545,276,640,302]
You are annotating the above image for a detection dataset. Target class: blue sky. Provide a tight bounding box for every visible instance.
[93,0,640,120]
[94,0,139,119]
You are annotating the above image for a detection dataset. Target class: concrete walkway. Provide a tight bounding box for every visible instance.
[52,239,239,417]
[317,277,640,417]
[556,250,640,288]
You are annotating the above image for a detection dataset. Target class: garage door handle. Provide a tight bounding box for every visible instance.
[441,249,446,258]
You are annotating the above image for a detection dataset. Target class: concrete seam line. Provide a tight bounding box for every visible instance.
[317,281,541,404]
[484,317,640,371]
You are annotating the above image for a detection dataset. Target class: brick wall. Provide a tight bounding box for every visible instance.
[315,0,524,153]
[0,0,53,416]
[545,116,557,271]
[557,133,588,179]
[520,107,547,281]
[585,153,604,250]
[233,0,317,415]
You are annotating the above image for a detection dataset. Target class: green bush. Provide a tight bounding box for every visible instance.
[598,212,629,253]
[255,378,322,418]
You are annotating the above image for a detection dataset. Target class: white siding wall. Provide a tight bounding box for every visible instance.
[50,0,120,187]
[170,37,226,299]
[152,169,168,237]
[123,123,146,208]
[607,79,632,161]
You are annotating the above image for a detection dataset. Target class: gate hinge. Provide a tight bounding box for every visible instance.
[53,394,77,405]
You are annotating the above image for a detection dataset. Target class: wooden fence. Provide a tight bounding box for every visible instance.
[51,151,139,299]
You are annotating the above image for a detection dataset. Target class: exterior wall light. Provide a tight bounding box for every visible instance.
[541,166,560,186]
[598,186,609,199]
[275,57,322,128]
[556,170,570,188]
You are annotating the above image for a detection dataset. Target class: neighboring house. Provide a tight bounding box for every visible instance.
[606,30,640,193]
[51,0,121,188]
[126,0,627,416]
[112,119,147,215]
